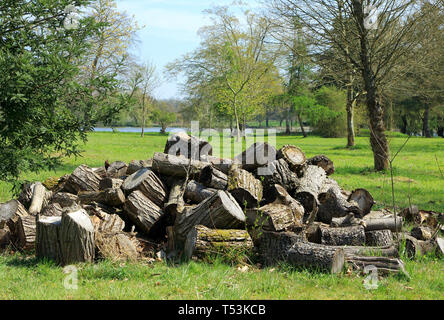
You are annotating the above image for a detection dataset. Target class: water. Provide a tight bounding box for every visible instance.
[94,127,187,133]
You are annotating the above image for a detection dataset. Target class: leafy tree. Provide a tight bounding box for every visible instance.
[150,101,177,134]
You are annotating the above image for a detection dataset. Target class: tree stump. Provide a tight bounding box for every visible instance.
[36,216,62,263]
[59,209,95,265]
[184,225,253,260]
[122,168,167,207]
[123,191,164,236]
[64,165,101,194]
[228,166,263,208]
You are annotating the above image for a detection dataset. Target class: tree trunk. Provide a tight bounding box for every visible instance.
[437,126,443,138]
[184,225,253,260]
[352,1,389,171]
[59,209,95,265]
[163,180,185,226]
[346,88,356,147]
[286,106,291,135]
[263,184,305,225]
[423,104,432,138]
[228,166,263,209]
[297,113,307,138]
[174,190,246,244]
[319,225,366,246]
[122,167,167,207]
[123,191,164,236]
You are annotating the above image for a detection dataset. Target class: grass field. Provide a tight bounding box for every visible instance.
[0,132,443,300]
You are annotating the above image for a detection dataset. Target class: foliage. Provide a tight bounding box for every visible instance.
[150,101,177,134]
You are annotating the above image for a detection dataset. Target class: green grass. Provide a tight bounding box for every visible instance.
[0,132,443,300]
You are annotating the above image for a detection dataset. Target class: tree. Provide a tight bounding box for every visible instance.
[150,101,177,134]
[269,0,439,170]
[167,5,281,141]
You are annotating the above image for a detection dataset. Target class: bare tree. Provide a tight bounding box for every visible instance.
[269,0,439,170]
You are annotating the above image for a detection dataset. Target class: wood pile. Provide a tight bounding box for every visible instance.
[0,132,442,277]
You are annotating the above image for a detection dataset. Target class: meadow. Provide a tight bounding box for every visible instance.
[0,132,443,299]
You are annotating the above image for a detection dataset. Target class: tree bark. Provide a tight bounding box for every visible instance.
[199,166,228,190]
[319,225,366,246]
[277,145,307,175]
[346,87,355,147]
[99,177,123,190]
[184,225,253,260]
[59,209,95,265]
[234,142,277,172]
[364,217,403,232]
[164,132,213,160]
[122,168,167,207]
[64,165,101,194]
[402,235,437,260]
[106,161,128,178]
[246,203,300,232]
[365,230,393,247]
[258,159,299,192]
[78,188,126,207]
[36,216,62,263]
[348,189,375,215]
[163,180,185,226]
[423,104,432,138]
[307,155,335,176]
[263,184,305,225]
[184,181,217,204]
[228,166,263,208]
[28,182,48,215]
[50,192,79,208]
[123,191,164,236]
[152,152,207,180]
[95,232,139,262]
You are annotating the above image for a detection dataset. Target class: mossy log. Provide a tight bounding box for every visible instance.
[307,155,335,176]
[228,166,263,209]
[174,190,246,244]
[122,168,167,207]
[184,225,253,260]
[319,225,366,246]
[64,165,101,194]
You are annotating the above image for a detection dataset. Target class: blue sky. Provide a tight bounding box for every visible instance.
[115,0,261,99]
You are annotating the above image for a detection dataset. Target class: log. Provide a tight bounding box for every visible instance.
[292,165,327,218]
[0,199,27,223]
[348,189,375,215]
[64,165,101,194]
[317,178,362,224]
[234,142,277,172]
[184,181,217,204]
[152,152,207,179]
[95,232,139,262]
[184,225,253,260]
[365,230,393,247]
[28,182,48,215]
[122,168,167,207]
[246,203,299,232]
[364,217,403,232]
[78,188,126,207]
[127,159,152,175]
[277,145,307,176]
[228,166,263,208]
[200,155,237,175]
[254,230,307,264]
[50,192,79,208]
[123,191,164,235]
[92,167,107,179]
[346,256,409,277]
[59,209,95,265]
[437,237,444,257]
[36,216,62,263]
[319,225,366,246]
[410,226,433,241]
[90,212,125,234]
[99,177,123,190]
[199,166,228,190]
[41,203,64,217]
[163,180,185,225]
[0,227,11,250]
[402,235,437,260]
[164,132,213,160]
[264,185,304,225]
[331,213,364,228]
[20,215,36,250]
[174,190,246,244]
[287,242,345,274]
[2,200,29,249]
[307,155,335,176]
[106,161,128,178]
[17,183,35,209]
[258,159,299,192]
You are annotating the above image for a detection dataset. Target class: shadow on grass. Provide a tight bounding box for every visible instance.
[4,253,58,269]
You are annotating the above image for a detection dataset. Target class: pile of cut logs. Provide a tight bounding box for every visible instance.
[0,132,442,276]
